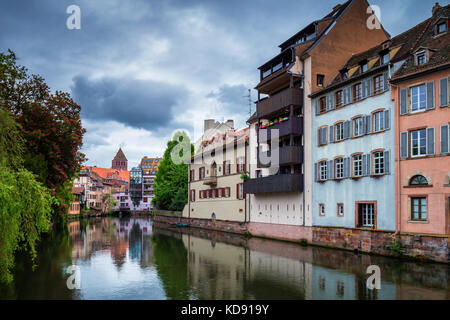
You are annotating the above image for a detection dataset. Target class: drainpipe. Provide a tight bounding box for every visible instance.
[301,58,306,227]
[391,81,401,236]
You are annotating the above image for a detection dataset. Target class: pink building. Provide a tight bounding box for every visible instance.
[392,3,450,236]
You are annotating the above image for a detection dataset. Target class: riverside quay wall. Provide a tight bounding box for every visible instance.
[153,215,449,263]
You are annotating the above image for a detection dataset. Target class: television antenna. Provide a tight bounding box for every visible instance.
[243,89,252,117]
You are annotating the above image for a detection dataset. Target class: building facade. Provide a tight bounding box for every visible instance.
[391,3,450,236]
[244,0,389,242]
[111,148,128,171]
[140,156,162,209]
[183,124,250,223]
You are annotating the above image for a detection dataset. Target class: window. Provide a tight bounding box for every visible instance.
[225,187,230,198]
[335,122,344,141]
[411,197,427,221]
[199,167,206,180]
[411,85,426,112]
[352,154,363,177]
[237,157,245,173]
[373,111,385,132]
[224,161,231,175]
[416,52,427,66]
[361,63,368,73]
[317,74,325,87]
[353,117,364,137]
[319,204,325,216]
[342,70,349,79]
[410,175,428,186]
[237,183,244,200]
[319,161,328,181]
[373,75,384,94]
[357,202,376,228]
[353,83,362,101]
[381,53,390,65]
[319,96,327,113]
[335,158,344,179]
[337,203,344,217]
[411,129,427,157]
[437,22,447,34]
[373,151,385,175]
[335,90,343,107]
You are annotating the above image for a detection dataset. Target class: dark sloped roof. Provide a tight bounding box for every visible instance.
[310,5,439,97]
[391,4,450,81]
[113,148,127,162]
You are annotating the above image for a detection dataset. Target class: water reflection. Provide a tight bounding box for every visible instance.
[0,217,448,300]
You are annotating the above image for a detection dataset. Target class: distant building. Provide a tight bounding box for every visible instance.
[69,187,84,216]
[112,148,128,171]
[140,156,162,209]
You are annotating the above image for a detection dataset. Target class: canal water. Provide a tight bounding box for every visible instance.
[0,217,449,300]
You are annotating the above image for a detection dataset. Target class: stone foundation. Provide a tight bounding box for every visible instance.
[248,222,313,242]
[312,226,449,263]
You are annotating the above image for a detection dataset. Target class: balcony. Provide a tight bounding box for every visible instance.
[203,176,217,187]
[257,87,302,119]
[244,174,303,194]
[257,146,304,168]
[258,116,303,141]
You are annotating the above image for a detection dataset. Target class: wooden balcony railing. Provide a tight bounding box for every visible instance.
[243,174,303,194]
[257,87,302,118]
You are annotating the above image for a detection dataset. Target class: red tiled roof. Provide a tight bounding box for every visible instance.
[82,166,130,183]
[72,187,84,195]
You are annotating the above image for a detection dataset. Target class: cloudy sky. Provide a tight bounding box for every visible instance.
[0,0,440,168]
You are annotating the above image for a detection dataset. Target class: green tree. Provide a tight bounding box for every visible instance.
[0,49,85,224]
[152,131,194,211]
[0,109,54,284]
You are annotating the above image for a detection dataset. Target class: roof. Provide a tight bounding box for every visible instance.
[391,3,450,82]
[113,148,127,162]
[82,166,130,183]
[72,187,84,195]
[310,5,439,97]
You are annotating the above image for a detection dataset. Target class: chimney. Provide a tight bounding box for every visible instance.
[204,119,215,133]
[432,2,441,15]
[226,119,234,129]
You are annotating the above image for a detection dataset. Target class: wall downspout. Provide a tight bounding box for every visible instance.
[301,58,306,227]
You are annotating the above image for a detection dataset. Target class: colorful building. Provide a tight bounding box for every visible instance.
[69,187,84,216]
[244,0,389,242]
[309,18,427,234]
[391,3,450,236]
[112,147,128,171]
[183,121,250,223]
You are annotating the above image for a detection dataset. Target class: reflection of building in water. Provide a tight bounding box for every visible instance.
[182,233,248,300]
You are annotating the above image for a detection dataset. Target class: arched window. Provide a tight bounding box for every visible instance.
[409,175,428,186]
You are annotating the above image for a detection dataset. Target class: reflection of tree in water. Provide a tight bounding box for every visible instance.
[151,232,189,300]
[0,229,75,299]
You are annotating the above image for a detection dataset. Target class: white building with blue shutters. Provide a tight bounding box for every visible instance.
[310,42,403,231]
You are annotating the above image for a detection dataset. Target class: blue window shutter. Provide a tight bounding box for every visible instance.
[362,154,367,176]
[366,154,372,176]
[314,99,319,115]
[400,131,408,159]
[328,93,335,110]
[364,115,371,134]
[384,150,390,175]
[314,163,318,182]
[439,77,449,107]
[343,121,351,139]
[426,81,435,110]
[344,157,351,178]
[440,125,449,154]
[384,109,390,130]
[427,127,435,155]
[400,88,408,115]
[328,160,334,180]
[329,125,334,143]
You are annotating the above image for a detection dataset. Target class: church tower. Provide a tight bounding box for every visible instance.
[112,148,128,171]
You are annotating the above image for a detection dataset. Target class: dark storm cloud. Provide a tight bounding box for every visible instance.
[72,76,186,130]
[208,84,252,114]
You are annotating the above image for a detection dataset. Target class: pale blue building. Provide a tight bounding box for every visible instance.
[310,42,402,232]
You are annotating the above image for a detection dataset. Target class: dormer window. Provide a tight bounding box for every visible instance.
[436,21,447,35]
[415,51,427,65]
[317,74,325,87]
[381,53,390,65]
[341,69,348,79]
[361,63,368,73]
